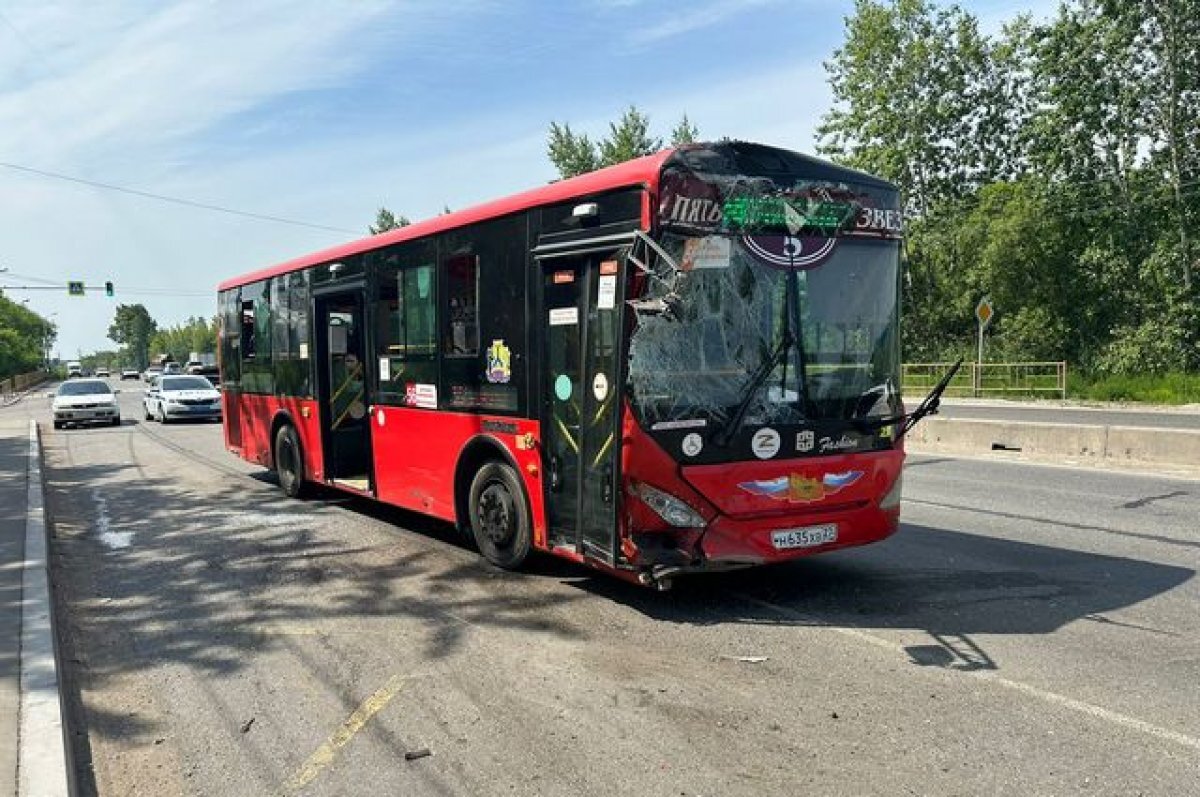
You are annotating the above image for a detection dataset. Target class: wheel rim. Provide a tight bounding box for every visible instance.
[476,482,515,547]
[279,438,296,486]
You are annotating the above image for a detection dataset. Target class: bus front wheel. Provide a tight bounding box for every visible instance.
[468,461,532,570]
[274,425,308,499]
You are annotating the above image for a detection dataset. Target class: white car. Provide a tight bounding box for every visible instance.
[144,375,222,423]
[95,368,110,378]
[52,379,121,429]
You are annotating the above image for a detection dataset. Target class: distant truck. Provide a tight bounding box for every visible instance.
[186,352,219,377]
[66,361,83,378]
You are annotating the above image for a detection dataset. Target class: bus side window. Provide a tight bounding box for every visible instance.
[241,301,256,359]
[444,253,479,357]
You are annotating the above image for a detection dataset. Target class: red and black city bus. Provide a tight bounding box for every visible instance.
[218,141,950,588]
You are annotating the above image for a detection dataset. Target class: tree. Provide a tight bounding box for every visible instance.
[817,0,1009,215]
[670,114,700,146]
[0,295,54,377]
[547,122,601,179]
[108,304,158,370]
[369,207,410,235]
[547,106,700,179]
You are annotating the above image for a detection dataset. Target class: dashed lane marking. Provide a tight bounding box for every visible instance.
[280,674,405,794]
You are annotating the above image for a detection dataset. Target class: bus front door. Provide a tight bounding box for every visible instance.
[542,252,623,564]
[314,290,374,493]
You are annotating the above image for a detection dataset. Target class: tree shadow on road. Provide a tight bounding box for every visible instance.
[559,521,1195,671]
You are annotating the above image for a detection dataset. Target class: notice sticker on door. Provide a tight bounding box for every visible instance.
[549,307,578,326]
[597,275,617,310]
[378,357,391,382]
[413,383,437,409]
[592,372,609,401]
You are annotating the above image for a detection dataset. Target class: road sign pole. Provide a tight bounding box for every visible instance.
[976,322,984,397]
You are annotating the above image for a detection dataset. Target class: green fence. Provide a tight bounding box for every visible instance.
[902,362,1067,399]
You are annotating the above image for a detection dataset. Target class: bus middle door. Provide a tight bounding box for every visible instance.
[542,253,623,564]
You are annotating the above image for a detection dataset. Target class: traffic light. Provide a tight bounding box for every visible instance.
[105,281,114,297]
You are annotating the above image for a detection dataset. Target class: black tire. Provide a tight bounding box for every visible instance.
[274,425,308,498]
[144,405,153,421]
[158,405,170,424]
[53,421,63,430]
[111,416,121,426]
[468,461,532,570]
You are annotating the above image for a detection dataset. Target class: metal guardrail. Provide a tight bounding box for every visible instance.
[903,361,1067,399]
[0,371,48,402]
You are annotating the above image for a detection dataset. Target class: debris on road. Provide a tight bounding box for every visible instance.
[405,748,432,761]
[720,655,768,663]
[240,717,255,734]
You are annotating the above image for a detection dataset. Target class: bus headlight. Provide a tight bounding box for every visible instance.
[879,473,903,510]
[632,482,706,528]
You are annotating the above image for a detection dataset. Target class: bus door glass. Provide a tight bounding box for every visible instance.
[314,291,373,492]
[542,252,623,563]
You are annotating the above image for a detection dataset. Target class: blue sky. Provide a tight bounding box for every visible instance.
[0,0,1056,358]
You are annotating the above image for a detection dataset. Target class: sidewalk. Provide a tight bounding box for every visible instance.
[0,418,70,797]
[1,421,26,797]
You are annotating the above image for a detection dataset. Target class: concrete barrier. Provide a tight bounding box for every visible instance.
[907,417,1200,475]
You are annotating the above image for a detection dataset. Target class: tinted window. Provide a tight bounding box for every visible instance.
[239,280,274,394]
[439,215,526,414]
[58,380,111,396]
[161,376,215,391]
[375,240,438,405]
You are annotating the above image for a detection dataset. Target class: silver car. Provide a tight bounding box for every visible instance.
[144,375,222,423]
[52,379,121,429]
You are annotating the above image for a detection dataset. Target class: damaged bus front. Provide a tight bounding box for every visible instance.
[620,144,908,585]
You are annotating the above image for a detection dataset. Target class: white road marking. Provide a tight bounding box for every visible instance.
[733,593,1200,754]
[93,492,132,550]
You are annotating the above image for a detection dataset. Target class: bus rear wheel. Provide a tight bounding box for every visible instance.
[468,461,532,570]
[274,424,308,499]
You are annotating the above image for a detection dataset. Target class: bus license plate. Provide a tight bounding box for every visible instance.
[771,523,837,550]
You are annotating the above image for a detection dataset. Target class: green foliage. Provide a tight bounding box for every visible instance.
[1069,371,1200,403]
[107,304,158,370]
[369,207,410,235]
[547,106,698,179]
[0,294,54,378]
[823,0,1200,380]
[149,316,218,365]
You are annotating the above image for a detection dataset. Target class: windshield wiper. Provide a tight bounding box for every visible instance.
[713,330,794,447]
[852,359,963,440]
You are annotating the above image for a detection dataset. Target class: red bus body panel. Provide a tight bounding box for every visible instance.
[620,412,903,569]
[224,393,325,481]
[370,406,547,546]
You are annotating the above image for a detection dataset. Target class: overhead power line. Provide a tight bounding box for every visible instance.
[0,161,359,235]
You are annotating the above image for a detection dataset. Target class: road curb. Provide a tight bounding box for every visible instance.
[18,420,71,797]
[907,417,1200,476]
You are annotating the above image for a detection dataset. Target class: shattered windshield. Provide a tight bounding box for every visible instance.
[627,233,900,428]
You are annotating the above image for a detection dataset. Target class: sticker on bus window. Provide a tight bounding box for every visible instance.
[299,343,309,360]
[485,340,511,384]
[413,383,437,409]
[379,357,391,382]
[600,260,619,275]
[553,270,575,284]
[554,374,572,401]
[592,372,608,401]
[549,307,578,326]
[681,236,732,271]
[598,275,617,309]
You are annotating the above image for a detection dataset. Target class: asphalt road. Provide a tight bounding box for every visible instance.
[15,385,1200,795]
[937,400,1200,430]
